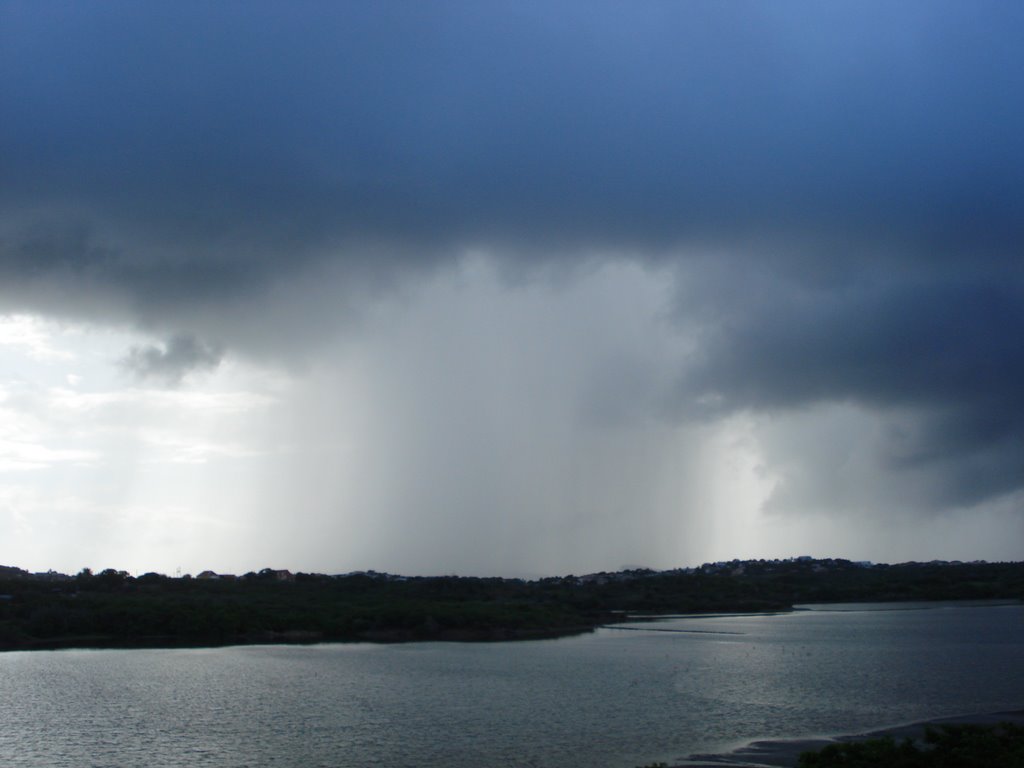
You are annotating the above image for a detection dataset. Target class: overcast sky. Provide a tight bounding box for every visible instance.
[1,1,1022,577]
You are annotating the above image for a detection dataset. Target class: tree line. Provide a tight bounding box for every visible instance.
[1,558,1021,651]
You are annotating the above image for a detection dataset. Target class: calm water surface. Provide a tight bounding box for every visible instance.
[1,602,1021,768]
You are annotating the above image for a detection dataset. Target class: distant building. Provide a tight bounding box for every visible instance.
[33,570,71,581]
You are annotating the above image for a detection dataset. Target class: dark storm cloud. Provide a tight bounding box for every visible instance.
[3,1,1023,257]
[686,277,1024,412]
[2,1,1024,515]
[681,267,1024,508]
[0,220,257,310]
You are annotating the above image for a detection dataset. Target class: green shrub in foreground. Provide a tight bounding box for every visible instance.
[797,723,1024,767]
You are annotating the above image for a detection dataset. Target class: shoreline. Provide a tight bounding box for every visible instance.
[676,708,1024,767]
[0,624,599,653]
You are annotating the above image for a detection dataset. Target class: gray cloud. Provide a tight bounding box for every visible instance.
[4,2,1023,264]
[685,273,1023,411]
[2,1,1023,566]
[121,334,223,387]
[676,255,1024,510]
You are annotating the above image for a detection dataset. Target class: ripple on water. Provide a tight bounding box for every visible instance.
[0,604,1021,768]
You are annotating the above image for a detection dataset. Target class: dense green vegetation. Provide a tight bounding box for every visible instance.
[798,723,1024,767]
[0,568,595,649]
[0,558,1021,651]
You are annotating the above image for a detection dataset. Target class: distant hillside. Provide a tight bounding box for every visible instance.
[1,558,1022,651]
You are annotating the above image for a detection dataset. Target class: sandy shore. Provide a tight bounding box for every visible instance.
[675,709,1024,767]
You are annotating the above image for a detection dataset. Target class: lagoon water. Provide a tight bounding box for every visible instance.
[1,602,1021,768]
